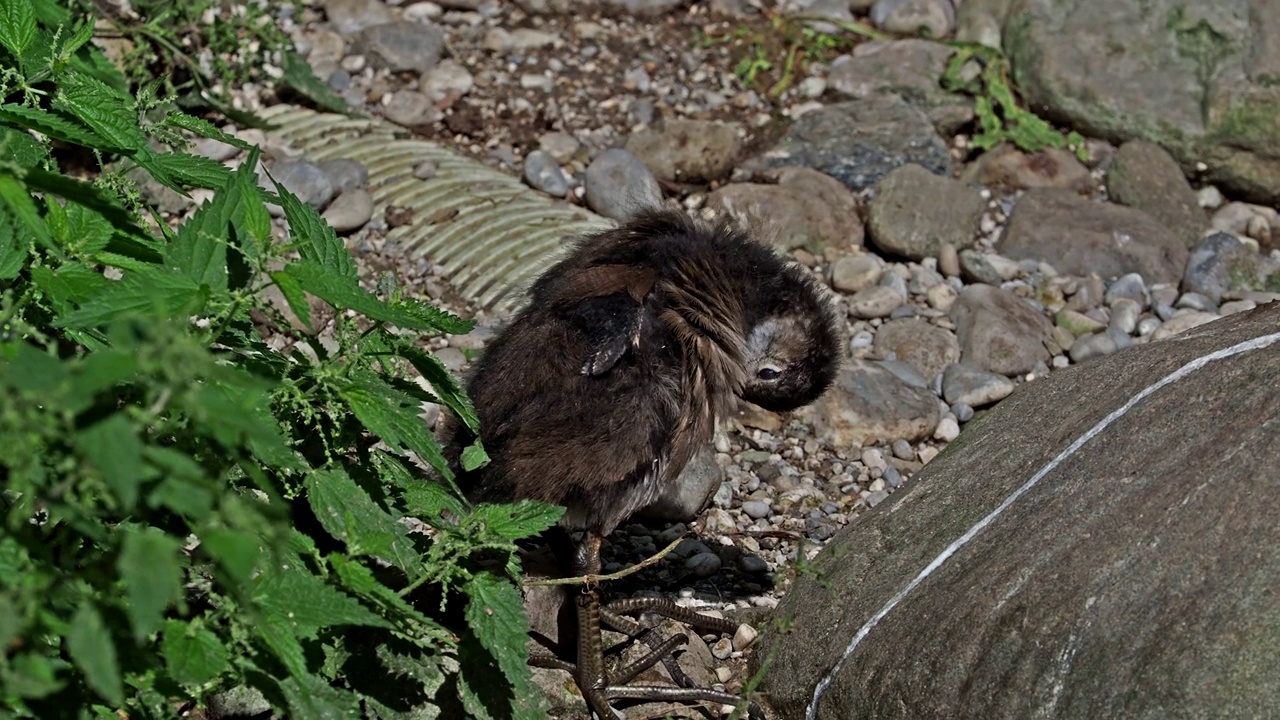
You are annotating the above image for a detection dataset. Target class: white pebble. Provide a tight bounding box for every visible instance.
[733,623,758,650]
[860,448,887,472]
[934,417,961,442]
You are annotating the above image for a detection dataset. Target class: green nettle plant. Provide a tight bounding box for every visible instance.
[942,42,1087,159]
[0,1,560,718]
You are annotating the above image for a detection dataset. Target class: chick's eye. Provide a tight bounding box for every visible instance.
[756,367,782,381]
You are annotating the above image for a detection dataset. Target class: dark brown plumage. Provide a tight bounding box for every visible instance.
[445,208,841,718]
[457,209,840,534]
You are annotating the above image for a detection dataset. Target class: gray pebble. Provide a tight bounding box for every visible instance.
[891,439,915,461]
[321,188,374,233]
[938,242,960,277]
[941,363,1015,407]
[883,465,903,488]
[848,285,905,318]
[830,254,883,294]
[318,158,368,193]
[805,516,836,541]
[1109,298,1141,335]
[675,538,711,558]
[1068,332,1118,363]
[522,150,571,197]
[1105,272,1148,306]
[741,499,772,519]
[1137,317,1162,336]
[265,158,335,210]
[1176,291,1217,313]
[952,403,975,422]
[685,552,722,578]
[866,490,890,507]
[583,148,662,221]
[656,523,687,545]
[738,554,769,573]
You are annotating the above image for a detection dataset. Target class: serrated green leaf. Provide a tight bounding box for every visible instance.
[280,50,354,116]
[0,0,37,58]
[4,341,66,396]
[273,181,356,277]
[0,209,24,279]
[468,501,563,542]
[255,565,392,637]
[54,72,146,153]
[161,619,229,686]
[278,671,362,720]
[375,645,447,693]
[329,555,448,639]
[400,298,474,335]
[73,414,144,509]
[137,148,234,191]
[305,467,419,572]
[5,652,63,699]
[395,342,479,432]
[186,380,300,471]
[66,602,123,707]
[268,269,313,331]
[23,168,151,238]
[257,617,308,678]
[118,528,182,641]
[162,111,254,152]
[0,104,110,151]
[46,200,113,255]
[70,349,136,407]
[460,441,489,472]
[0,171,56,253]
[286,260,447,332]
[0,124,48,168]
[399,482,466,524]
[58,266,206,328]
[336,372,456,486]
[60,15,93,57]
[200,528,261,584]
[462,573,542,720]
[31,263,111,316]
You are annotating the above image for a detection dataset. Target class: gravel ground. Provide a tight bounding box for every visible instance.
[138,0,1280,715]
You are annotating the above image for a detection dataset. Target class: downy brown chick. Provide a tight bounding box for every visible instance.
[445,208,841,718]
[455,208,840,538]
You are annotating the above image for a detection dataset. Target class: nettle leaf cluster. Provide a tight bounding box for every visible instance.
[942,42,1087,159]
[0,3,560,718]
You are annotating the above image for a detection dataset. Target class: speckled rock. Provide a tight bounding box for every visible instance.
[759,303,1280,718]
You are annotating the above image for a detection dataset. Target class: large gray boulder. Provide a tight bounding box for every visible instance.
[959,0,1280,204]
[756,302,1280,718]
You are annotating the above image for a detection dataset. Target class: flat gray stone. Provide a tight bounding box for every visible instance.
[352,21,446,74]
[795,359,941,447]
[867,164,986,261]
[960,143,1094,195]
[950,284,1056,375]
[706,167,864,253]
[637,445,722,523]
[827,40,974,135]
[741,94,951,191]
[1181,232,1280,303]
[758,302,1280,718]
[998,188,1189,284]
[583,148,663,221]
[1106,140,1206,248]
[873,317,961,382]
[625,119,742,183]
